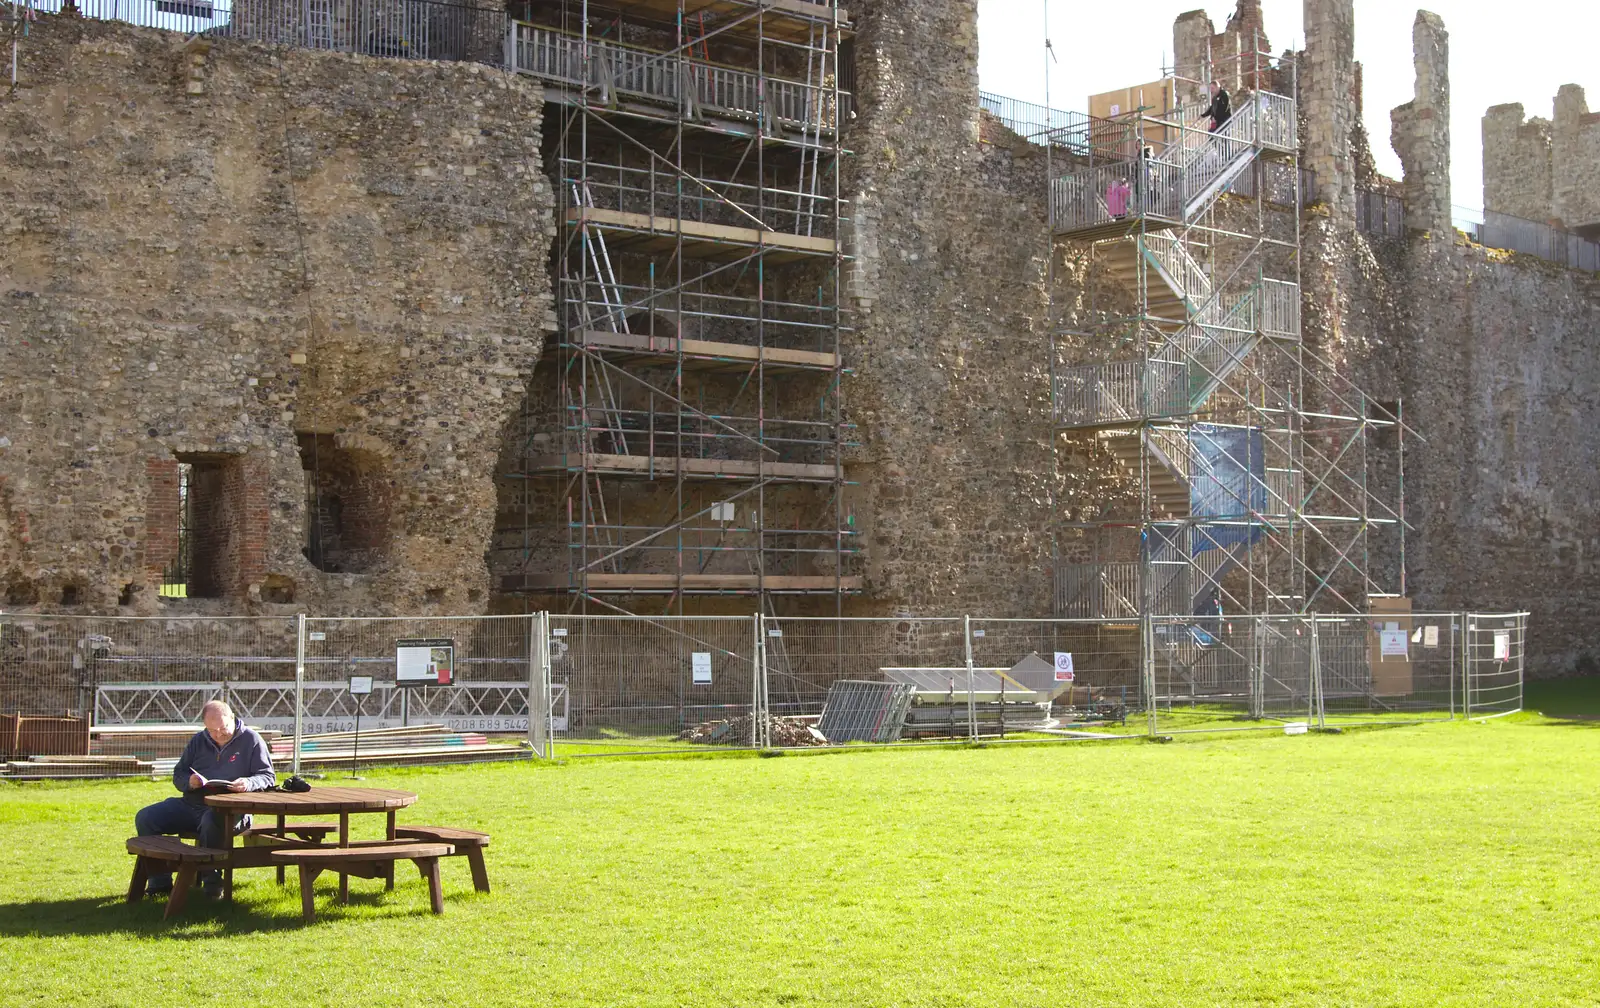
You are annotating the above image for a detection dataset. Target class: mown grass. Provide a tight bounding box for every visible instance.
[2,709,1598,1006]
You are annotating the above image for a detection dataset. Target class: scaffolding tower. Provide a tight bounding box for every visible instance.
[1047,42,1407,624]
[492,0,860,617]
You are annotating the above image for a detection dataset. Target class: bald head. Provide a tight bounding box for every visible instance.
[202,700,236,745]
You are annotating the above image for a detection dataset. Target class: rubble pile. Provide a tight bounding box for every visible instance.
[677,715,828,747]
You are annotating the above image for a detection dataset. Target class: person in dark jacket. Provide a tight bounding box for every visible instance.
[134,699,276,896]
[1202,83,1232,132]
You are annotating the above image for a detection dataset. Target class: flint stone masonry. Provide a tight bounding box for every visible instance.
[1389,11,1449,234]
[1172,0,1272,104]
[842,0,1054,615]
[1483,103,1554,222]
[1302,0,1357,220]
[1484,85,1600,237]
[0,16,555,615]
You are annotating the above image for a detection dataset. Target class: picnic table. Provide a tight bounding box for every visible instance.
[127,785,491,921]
[206,787,417,902]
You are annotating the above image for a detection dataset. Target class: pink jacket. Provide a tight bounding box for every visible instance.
[1106,180,1131,217]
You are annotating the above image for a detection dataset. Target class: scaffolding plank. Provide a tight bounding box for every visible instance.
[571,330,838,372]
[515,573,863,591]
[526,453,838,481]
[607,0,852,41]
[567,207,836,261]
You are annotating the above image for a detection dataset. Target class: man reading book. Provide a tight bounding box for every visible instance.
[133,699,276,898]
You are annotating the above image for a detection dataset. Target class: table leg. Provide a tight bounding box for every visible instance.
[338,811,349,904]
[384,810,397,890]
[127,856,151,903]
[167,865,195,920]
[418,857,444,914]
[276,813,287,885]
[221,813,235,903]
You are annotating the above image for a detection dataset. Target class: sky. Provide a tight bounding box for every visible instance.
[976,0,1598,214]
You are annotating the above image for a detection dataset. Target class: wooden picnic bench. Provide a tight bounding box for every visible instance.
[270,842,454,922]
[393,826,492,893]
[125,836,230,920]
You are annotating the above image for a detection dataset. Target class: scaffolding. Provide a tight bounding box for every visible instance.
[492,0,859,617]
[1045,40,1408,626]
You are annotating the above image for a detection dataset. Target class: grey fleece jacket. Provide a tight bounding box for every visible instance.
[172,717,277,807]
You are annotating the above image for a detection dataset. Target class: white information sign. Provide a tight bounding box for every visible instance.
[395,638,455,687]
[1423,625,1439,648]
[1493,632,1511,661]
[691,652,713,685]
[1379,630,1409,658]
[1053,651,1075,682]
[348,675,374,695]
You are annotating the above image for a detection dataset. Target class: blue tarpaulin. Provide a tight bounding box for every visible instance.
[1188,424,1265,548]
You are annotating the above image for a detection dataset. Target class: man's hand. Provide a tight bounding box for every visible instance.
[226,779,249,793]
[189,773,203,790]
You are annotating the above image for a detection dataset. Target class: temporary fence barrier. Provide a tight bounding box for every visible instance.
[0,610,1529,772]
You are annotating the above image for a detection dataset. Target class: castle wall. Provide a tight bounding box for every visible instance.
[841,0,1055,616]
[1485,85,1600,236]
[0,17,555,615]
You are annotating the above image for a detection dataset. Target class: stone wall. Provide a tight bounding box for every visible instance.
[1394,237,1600,675]
[1552,86,1600,235]
[0,16,554,615]
[1388,11,1449,234]
[841,0,1054,616]
[1484,84,1600,236]
[1301,0,1357,219]
[1482,103,1553,222]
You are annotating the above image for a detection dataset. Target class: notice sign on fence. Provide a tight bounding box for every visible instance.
[1053,652,1075,682]
[396,638,455,687]
[1494,632,1511,662]
[1379,630,1409,658]
[691,652,713,685]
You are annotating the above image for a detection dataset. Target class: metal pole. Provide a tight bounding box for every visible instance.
[1310,616,1325,730]
[1462,614,1474,719]
[1142,612,1157,737]
[963,615,978,742]
[293,613,305,776]
[532,611,552,759]
[753,613,764,748]
[527,611,543,757]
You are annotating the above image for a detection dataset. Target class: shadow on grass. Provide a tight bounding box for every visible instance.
[0,885,469,938]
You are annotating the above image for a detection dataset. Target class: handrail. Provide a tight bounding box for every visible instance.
[507,21,846,134]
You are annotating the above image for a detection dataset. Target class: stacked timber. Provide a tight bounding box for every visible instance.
[93,725,282,761]
[269,724,526,768]
[1,755,156,781]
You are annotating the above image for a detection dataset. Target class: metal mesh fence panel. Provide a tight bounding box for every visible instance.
[762,617,967,720]
[548,614,758,752]
[1149,614,1316,733]
[1465,613,1527,717]
[0,614,296,759]
[293,615,535,770]
[968,618,1141,736]
[1319,613,1459,726]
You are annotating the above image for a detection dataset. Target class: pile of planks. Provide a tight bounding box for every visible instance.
[93,725,282,761]
[2,754,156,781]
[269,724,527,768]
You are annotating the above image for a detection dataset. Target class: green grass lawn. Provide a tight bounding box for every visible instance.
[3,710,1598,1006]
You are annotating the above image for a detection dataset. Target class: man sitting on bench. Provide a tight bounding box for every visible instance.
[134,699,276,898]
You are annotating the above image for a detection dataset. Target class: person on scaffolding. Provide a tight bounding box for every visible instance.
[1200,82,1232,132]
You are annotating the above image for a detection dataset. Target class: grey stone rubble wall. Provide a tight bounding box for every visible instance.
[1484,85,1600,234]
[1389,11,1450,235]
[0,16,555,616]
[841,0,1054,617]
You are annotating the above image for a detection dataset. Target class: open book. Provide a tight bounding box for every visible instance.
[193,773,242,791]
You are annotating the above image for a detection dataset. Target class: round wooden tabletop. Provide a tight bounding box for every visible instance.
[204,787,417,815]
